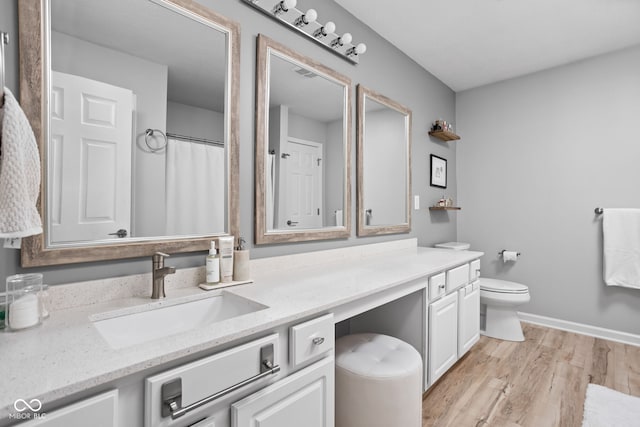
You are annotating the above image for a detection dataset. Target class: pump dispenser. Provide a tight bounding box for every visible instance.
[206,241,220,285]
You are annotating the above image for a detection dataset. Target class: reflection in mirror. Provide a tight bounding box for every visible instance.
[255,34,351,244]
[18,0,240,266]
[357,85,412,236]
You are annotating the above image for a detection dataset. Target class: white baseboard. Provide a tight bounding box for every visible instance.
[518,312,640,347]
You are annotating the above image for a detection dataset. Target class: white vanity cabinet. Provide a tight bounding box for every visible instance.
[428,291,459,385]
[142,315,334,427]
[426,260,481,388]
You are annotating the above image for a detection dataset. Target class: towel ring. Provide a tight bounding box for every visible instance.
[145,128,168,152]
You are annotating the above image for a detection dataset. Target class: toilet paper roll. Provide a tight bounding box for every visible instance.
[502,250,519,263]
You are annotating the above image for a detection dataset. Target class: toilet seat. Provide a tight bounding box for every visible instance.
[480,278,528,294]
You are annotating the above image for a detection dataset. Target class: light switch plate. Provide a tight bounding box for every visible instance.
[414,195,420,210]
[4,237,22,249]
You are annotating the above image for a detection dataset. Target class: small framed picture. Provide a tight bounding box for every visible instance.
[430,154,447,188]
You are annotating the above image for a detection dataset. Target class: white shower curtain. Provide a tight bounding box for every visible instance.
[165,138,225,235]
[266,153,276,230]
[265,154,276,230]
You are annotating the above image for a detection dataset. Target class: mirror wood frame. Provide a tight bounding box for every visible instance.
[17,0,241,267]
[254,34,352,244]
[356,84,412,236]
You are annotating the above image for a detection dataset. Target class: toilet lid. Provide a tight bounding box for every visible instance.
[479,278,528,294]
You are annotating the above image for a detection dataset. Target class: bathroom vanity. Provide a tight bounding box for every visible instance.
[0,241,482,426]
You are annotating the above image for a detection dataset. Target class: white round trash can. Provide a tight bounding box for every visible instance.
[335,333,423,427]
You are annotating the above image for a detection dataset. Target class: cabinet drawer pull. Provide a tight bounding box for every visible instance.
[312,337,325,345]
[162,344,280,420]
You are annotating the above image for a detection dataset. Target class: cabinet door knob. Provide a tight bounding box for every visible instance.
[312,337,325,345]
[439,284,445,289]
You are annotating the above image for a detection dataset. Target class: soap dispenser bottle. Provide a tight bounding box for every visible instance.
[233,237,251,282]
[206,241,220,285]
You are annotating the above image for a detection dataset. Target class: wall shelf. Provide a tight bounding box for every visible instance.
[428,130,460,142]
[428,206,462,211]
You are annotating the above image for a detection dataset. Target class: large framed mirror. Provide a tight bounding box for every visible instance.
[255,35,351,244]
[18,0,240,266]
[357,85,412,236]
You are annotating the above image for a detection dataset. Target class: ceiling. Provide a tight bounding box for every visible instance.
[335,0,640,91]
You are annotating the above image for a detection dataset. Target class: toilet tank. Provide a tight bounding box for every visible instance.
[434,242,471,251]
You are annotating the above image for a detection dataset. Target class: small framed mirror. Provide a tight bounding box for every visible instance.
[356,85,412,236]
[255,34,352,244]
[19,0,240,266]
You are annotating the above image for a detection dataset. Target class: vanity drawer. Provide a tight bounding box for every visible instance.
[446,263,470,292]
[470,259,481,282]
[144,334,279,427]
[289,313,334,368]
[429,272,447,301]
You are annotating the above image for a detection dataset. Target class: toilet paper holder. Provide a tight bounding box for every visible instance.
[498,250,521,257]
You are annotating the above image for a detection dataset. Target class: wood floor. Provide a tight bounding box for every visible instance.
[422,323,640,427]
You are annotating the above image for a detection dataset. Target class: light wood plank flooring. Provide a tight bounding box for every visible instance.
[422,323,640,427]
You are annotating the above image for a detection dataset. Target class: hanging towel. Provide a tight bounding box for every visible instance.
[0,87,42,238]
[603,208,640,289]
[165,138,225,235]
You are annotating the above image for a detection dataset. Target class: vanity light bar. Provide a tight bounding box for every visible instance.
[242,0,366,64]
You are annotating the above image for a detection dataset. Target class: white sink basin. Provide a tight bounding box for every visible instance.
[92,292,267,349]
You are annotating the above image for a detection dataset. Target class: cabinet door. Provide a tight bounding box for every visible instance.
[232,356,334,427]
[22,390,117,427]
[428,292,458,385]
[458,283,480,356]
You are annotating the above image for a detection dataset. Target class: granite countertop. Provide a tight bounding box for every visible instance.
[0,246,482,417]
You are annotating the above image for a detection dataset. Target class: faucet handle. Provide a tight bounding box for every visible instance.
[152,252,170,265]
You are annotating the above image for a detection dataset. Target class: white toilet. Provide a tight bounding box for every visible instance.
[434,242,531,342]
[479,278,530,342]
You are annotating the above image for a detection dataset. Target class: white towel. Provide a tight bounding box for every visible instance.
[0,88,42,238]
[603,208,640,289]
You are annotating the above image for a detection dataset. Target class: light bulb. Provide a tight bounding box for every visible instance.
[324,21,336,34]
[283,0,297,9]
[274,0,296,15]
[314,21,336,38]
[341,32,352,45]
[355,43,367,55]
[295,8,318,27]
[305,9,317,23]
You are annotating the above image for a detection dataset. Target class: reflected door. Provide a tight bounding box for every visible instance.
[49,71,133,243]
[281,138,323,229]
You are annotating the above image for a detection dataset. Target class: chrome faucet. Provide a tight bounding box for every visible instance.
[151,252,176,299]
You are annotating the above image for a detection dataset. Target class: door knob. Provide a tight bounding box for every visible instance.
[108,229,128,238]
[286,220,298,226]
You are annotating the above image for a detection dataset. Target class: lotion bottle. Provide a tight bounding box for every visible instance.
[206,241,220,285]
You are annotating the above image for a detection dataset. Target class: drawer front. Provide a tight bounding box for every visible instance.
[470,259,481,282]
[446,263,470,293]
[429,272,446,301]
[145,333,279,427]
[290,313,334,368]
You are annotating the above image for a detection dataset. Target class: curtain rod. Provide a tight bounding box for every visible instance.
[166,132,224,147]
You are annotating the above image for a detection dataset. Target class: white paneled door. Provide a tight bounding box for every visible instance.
[280,138,323,229]
[49,71,133,243]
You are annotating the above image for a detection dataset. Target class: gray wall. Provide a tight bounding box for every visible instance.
[0,0,456,285]
[456,46,640,334]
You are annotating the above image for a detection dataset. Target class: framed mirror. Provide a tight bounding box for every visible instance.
[356,85,412,236]
[255,35,352,244]
[18,0,240,266]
